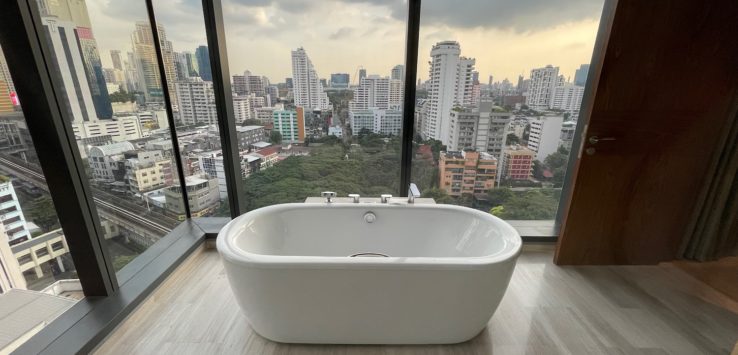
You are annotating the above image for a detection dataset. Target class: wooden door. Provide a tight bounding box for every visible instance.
[555,0,738,265]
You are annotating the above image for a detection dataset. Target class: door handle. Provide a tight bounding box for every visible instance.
[588,136,616,145]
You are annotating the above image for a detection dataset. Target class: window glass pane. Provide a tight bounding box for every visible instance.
[32,0,185,272]
[151,1,230,217]
[0,44,82,353]
[411,1,604,233]
[223,0,408,209]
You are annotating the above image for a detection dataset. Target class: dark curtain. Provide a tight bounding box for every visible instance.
[680,107,738,261]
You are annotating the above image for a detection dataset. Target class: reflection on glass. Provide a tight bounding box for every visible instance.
[412,1,604,222]
[33,0,187,271]
[0,43,82,353]
[222,0,408,210]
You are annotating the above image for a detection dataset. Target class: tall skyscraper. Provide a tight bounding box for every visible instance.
[0,47,15,98]
[423,41,475,145]
[110,50,123,71]
[358,68,367,82]
[41,17,97,122]
[574,64,590,87]
[195,46,211,81]
[0,80,13,113]
[132,22,162,102]
[290,47,330,110]
[391,65,405,81]
[551,83,585,114]
[40,0,112,119]
[526,65,560,110]
[389,79,404,108]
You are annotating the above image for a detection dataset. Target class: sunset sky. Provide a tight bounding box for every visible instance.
[88,0,604,84]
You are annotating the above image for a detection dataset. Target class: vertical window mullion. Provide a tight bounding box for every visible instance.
[144,0,191,218]
[201,0,245,218]
[400,0,422,196]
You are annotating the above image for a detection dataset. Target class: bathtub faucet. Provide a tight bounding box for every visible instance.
[408,183,421,204]
[321,191,336,203]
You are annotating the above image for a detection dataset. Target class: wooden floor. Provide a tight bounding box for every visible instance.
[94,245,738,354]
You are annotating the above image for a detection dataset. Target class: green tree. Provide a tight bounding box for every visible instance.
[270,131,283,145]
[494,189,559,220]
[506,133,520,145]
[532,160,545,180]
[109,89,135,103]
[28,196,59,232]
[113,254,137,271]
[487,188,513,206]
[544,146,570,187]
[422,188,452,204]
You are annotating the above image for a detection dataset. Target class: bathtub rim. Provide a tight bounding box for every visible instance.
[217,203,522,271]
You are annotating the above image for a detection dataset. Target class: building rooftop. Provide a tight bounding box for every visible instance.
[236,125,264,132]
[90,141,135,156]
[0,289,76,353]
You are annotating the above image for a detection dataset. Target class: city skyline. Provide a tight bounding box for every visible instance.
[87,0,604,84]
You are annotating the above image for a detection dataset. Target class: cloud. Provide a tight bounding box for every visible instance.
[341,0,603,32]
[329,27,354,40]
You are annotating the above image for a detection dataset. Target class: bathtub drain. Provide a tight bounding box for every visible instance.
[348,252,389,258]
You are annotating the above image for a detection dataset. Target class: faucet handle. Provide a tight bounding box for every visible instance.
[321,191,336,203]
[380,194,392,203]
[348,194,360,203]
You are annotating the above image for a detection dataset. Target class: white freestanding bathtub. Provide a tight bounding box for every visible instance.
[217,202,522,344]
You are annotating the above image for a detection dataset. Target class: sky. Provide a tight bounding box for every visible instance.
[88,0,604,84]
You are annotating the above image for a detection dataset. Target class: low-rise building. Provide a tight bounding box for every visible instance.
[71,116,142,142]
[0,179,29,244]
[501,145,535,181]
[236,125,266,150]
[164,174,219,219]
[438,150,497,197]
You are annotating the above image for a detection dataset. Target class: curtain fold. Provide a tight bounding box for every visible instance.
[680,106,738,261]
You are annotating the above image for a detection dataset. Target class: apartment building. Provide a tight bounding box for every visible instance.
[500,145,535,180]
[527,115,565,161]
[438,150,497,197]
[273,108,305,143]
[349,109,403,136]
[164,174,219,219]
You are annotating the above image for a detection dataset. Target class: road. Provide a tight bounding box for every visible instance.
[0,155,176,237]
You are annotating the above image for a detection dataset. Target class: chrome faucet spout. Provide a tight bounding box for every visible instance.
[408,183,421,204]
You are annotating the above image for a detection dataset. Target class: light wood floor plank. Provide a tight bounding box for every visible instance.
[94,245,738,355]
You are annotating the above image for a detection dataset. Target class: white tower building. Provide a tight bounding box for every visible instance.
[291,48,330,111]
[526,65,560,110]
[424,41,475,145]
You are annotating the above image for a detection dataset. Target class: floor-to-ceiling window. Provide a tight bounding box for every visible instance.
[410,0,604,233]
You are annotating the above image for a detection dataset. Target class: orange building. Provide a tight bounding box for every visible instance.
[0,80,13,113]
[439,150,497,197]
[501,145,535,180]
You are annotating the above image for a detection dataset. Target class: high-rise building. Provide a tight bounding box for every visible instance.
[273,108,305,143]
[173,52,190,81]
[41,17,97,122]
[358,68,367,82]
[350,75,389,111]
[391,65,405,80]
[527,115,565,161]
[550,83,585,114]
[195,46,211,81]
[574,64,590,87]
[39,0,113,119]
[0,45,16,98]
[174,78,217,125]
[131,22,175,103]
[291,47,330,110]
[349,109,402,136]
[0,180,31,244]
[500,145,535,180]
[424,41,476,144]
[438,150,497,197]
[232,95,251,124]
[330,73,350,88]
[0,81,13,113]
[389,79,404,109]
[232,71,266,96]
[559,121,577,152]
[446,103,512,160]
[526,65,560,110]
[110,50,123,70]
[0,224,27,292]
